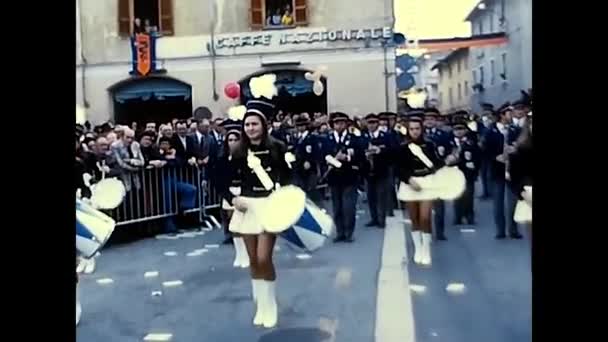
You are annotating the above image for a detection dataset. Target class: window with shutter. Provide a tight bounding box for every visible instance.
[118,0,132,37]
[251,0,264,29]
[159,0,174,35]
[294,0,308,26]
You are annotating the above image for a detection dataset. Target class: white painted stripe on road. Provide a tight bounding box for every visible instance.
[375,212,416,342]
[144,271,159,278]
[96,278,114,285]
[143,333,173,341]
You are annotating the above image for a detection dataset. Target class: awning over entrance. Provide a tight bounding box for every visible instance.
[110,76,192,103]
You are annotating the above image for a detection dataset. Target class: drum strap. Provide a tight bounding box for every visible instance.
[408,143,434,169]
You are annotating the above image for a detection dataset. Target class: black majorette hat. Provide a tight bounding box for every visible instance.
[220,119,242,136]
[295,116,311,127]
[244,98,276,123]
[330,112,349,123]
[481,102,495,111]
[364,113,379,122]
[405,109,425,123]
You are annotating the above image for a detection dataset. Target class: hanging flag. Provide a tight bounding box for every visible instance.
[136,34,151,76]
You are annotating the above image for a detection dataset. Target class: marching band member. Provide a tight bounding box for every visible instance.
[479,103,497,199]
[485,106,524,239]
[378,112,400,217]
[423,108,451,240]
[223,98,293,328]
[449,117,482,225]
[509,110,533,241]
[293,116,323,205]
[217,120,250,269]
[396,112,445,266]
[362,113,391,229]
[323,112,364,243]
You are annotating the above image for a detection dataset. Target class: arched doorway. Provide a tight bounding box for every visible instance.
[238,68,328,115]
[109,76,193,126]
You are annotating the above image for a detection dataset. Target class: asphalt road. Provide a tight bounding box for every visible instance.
[405,196,532,342]
[77,201,385,342]
[77,192,532,342]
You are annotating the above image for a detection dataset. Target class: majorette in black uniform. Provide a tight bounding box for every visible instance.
[322,112,364,243]
[221,97,293,329]
[396,111,445,266]
[361,113,392,228]
[423,108,450,240]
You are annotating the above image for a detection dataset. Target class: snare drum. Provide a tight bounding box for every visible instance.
[76,199,116,258]
[279,201,334,252]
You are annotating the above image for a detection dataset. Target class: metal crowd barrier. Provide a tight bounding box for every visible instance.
[107,165,222,228]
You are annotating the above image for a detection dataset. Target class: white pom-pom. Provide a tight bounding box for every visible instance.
[76,104,86,125]
[313,81,324,96]
[406,91,427,108]
[228,105,246,121]
[467,120,478,132]
[249,74,278,99]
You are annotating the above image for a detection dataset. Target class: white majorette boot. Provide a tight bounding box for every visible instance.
[263,280,278,328]
[253,279,265,326]
[83,257,96,274]
[421,233,432,266]
[76,257,86,273]
[410,231,423,264]
[76,283,82,326]
[233,237,243,267]
[236,238,250,268]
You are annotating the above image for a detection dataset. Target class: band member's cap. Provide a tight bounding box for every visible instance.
[481,102,495,111]
[364,113,379,122]
[294,116,311,127]
[244,98,276,123]
[330,112,349,123]
[450,117,468,129]
[424,107,441,117]
[378,112,397,120]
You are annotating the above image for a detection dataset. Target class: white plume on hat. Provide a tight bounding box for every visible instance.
[76,104,86,125]
[228,105,247,121]
[249,74,278,99]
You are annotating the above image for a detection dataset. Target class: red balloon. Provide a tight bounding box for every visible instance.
[224,82,240,99]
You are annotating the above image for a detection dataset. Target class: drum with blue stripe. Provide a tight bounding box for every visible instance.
[76,199,116,258]
[279,201,334,252]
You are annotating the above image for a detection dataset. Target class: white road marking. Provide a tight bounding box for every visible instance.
[375,212,416,342]
[431,331,439,337]
[155,235,179,240]
[96,278,114,285]
[205,244,220,249]
[187,251,204,257]
[296,254,312,260]
[162,280,183,287]
[446,283,467,294]
[177,232,197,238]
[163,251,178,257]
[144,271,159,278]
[151,291,163,297]
[143,333,173,341]
[410,284,427,294]
[460,228,476,233]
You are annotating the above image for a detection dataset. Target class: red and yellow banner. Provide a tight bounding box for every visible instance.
[135,34,151,76]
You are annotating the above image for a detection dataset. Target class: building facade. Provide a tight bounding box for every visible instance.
[76,0,397,124]
[432,48,472,113]
[466,0,532,112]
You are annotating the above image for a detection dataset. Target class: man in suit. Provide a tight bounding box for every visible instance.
[171,120,197,165]
[484,107,523,239]
[323,112,364,243]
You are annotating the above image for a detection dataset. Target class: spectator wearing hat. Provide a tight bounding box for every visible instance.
[448,118,481,226]
[323,112,365,243]
[293,116,323,205]
[423,108,451,240]
[361,113,392,229]
[484,107,523,239]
